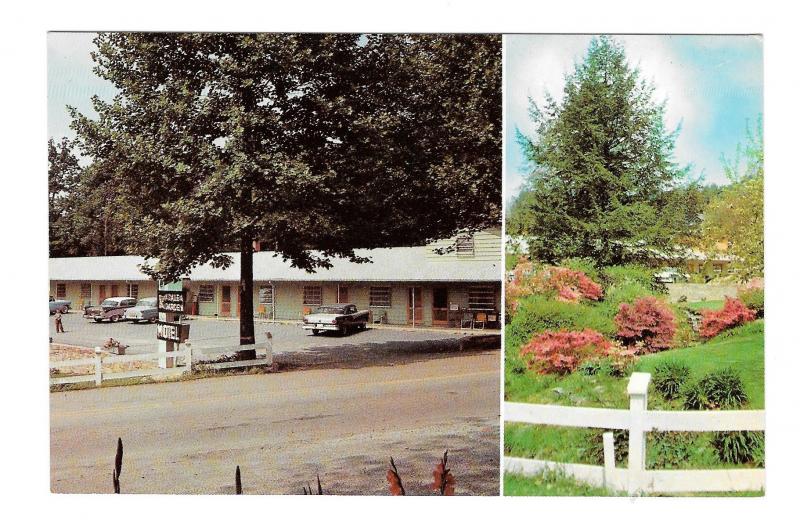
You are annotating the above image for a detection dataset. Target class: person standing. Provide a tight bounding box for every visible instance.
[54,309,65,333]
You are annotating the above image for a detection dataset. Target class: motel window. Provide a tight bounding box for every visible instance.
[56,283,66,299]
[369,286,392,308]
[80,283,91,299]
[303,286,322,306]
[198,284,215,303]
[455,235,475,256]
[259,285,274,305]
[128,284,139,299]
[467,286,495,311]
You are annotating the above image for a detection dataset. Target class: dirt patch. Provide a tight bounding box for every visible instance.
[49,344,157,377]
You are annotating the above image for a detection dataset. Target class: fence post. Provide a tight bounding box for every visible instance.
[602,431,616,489]
[265,332,273,366]
[184,342,193,374]
[94,347,103,387]
[626,372,651,496]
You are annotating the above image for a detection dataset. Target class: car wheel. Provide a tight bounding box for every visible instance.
[61,305,70,313]
[311,329,320,336]
[148,316,157,324]
[94,318,102,323]
[110,315,120,323]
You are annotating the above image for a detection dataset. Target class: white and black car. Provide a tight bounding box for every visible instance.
[302,303,369,335]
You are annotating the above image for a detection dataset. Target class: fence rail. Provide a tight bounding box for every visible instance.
[50,339,273,388]
[504,372,765,495]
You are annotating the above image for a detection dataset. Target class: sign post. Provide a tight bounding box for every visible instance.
[157,280,188,369]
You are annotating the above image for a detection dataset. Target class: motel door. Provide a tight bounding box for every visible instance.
[98,285,107,302]
[221,286,232,317]
[337,286,349,304]
[432,287,449,327]
[111,284,119,297]
[407,287,423,325]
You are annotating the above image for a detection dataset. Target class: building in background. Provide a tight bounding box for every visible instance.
[49,230,502,328]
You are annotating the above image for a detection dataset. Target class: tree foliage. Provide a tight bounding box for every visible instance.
[512,36,699,266]
[67,33,501,349]
[702,119,764,280]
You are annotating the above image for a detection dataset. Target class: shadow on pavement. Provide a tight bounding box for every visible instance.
[275,334,500,371]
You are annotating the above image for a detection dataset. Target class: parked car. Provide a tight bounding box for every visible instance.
[123,297,159,323]
[49,296,71,314]
[302,303,369,335]
[84,297,137,322]
[654,268,689,284]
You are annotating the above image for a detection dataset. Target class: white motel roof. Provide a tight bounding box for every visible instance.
[49,247,501,283]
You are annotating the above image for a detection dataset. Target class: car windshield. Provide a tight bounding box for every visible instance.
[101,299,118,307]
[315,305,346,314]
[137,298,157,307]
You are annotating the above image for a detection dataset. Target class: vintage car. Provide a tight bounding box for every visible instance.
[49,296,72,314]
[84,297,137,323]
[123,297,159,323]
[302,303,369,335]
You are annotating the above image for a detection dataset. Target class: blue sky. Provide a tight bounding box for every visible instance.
[505,35,763,203]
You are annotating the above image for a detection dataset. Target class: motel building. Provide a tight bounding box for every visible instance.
[49,230,502,329]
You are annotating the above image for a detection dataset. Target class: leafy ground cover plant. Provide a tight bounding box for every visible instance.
[699,298,756,338]
[712,431,764,466]
[615,296,677,352]
[651,359,691,400]
[683,368,749,410]
[520,329,614,375]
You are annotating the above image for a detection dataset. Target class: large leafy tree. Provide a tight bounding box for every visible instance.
[69,33,500,355]
[702,120,764,280]
[513,36,697,266]
[48,138,81,256]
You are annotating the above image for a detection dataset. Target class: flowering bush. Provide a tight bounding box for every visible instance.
[699,297,757,339]
[519,329,614,375]
[614,296,677,352]
[737,286,764,318]
[529,267,603,303]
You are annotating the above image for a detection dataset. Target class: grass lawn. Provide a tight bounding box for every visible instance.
[503,471,763,497]
[504,320,764,474]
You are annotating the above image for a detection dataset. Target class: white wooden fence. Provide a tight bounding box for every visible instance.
[504,372,765,495]
[50,339,273,388]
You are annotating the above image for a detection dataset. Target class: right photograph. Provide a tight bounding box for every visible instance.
[503,35,764,496]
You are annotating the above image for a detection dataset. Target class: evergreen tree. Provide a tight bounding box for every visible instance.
[514,36,697,266]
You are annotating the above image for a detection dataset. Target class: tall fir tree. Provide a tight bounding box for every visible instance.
[514,36,698,266]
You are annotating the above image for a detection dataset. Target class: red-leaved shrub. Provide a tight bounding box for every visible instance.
[519,329,614,374]
[699,297,756,338]
[529,267,603,303]
[614,296,677,352]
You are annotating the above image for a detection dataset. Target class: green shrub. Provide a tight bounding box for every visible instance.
[586,429,629,466]
[738,287,764,318]
[683,368,749,410]
[652,360,691,400]
[647,431,702,469]
[505,296,616,350]
[712,431,765,466]
[600,264,664,294]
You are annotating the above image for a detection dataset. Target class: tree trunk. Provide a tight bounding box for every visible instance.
[238,234,256,360]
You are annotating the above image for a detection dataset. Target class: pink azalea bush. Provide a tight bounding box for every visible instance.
[519,329,614,375]
[614,296,677,353]
[529,267,603,303]
[699,297,757,339]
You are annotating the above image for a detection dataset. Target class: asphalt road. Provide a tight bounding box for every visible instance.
[50,351,501,495]
[49,311,485,355]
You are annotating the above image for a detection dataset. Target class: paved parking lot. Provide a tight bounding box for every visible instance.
[49,311,493,356]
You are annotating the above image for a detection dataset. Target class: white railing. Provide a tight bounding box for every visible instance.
[49,338,273,388]
[504,372,765,495]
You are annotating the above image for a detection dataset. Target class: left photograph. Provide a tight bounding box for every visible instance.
[48,33,502,495]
